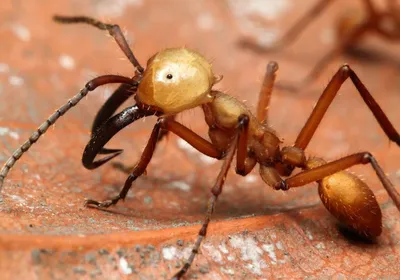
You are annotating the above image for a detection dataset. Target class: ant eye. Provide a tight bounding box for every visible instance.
[166,74,173,79]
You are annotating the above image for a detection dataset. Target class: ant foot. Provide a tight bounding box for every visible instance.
[274,181,289,191]
[84,195,121,208]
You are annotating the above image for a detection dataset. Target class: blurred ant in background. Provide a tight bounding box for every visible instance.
[239,0,400,91]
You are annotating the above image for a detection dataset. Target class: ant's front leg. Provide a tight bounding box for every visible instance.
[85,112,163,208]
[84,116,223,208]
[111,115,177,175]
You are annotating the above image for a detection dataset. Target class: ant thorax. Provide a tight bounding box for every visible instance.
[203,91,281,164]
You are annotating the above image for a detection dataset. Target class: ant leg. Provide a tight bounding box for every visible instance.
[239,0,335,52]
[85,117,223,208]
[53,15,144,74]
[272,64,400,228]
[236,115,257,175]
[84,114,164,208]
[112,115,177,174]
[281,152,400,210]
[277,63,400,175]
[375,12,400,40]
[387,0,400,17]
[362,0,376,14]
[172,115,248,280]
[277,25,368,92]
[256,61,279,124]
[294,64,400,151]
[0,75,135,192]
[268,152,398,237]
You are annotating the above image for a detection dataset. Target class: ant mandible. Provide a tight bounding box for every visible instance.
[0,15,400,279]
[239,0,400,91]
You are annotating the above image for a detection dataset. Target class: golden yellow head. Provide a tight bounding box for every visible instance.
[137,48,220,114]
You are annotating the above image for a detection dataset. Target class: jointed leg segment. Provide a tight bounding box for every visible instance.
[275,64,400,210]
[256,61,279,124]
[86,115,164,208]
[294,65,400,150]
[236,115,252,175]
[85,117,225,208]
[85,112,252,278]
[172,114,249,279]
[279,152,400,210]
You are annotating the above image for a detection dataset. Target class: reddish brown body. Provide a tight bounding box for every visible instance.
[203,92,281,166]
[201,87,386,239]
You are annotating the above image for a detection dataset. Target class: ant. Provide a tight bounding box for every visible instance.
[239,0,400,91]
[0,15,400,279]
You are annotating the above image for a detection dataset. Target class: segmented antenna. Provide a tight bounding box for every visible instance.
[0,74,134,192]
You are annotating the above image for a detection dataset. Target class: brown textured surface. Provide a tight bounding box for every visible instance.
[0,0,400,279]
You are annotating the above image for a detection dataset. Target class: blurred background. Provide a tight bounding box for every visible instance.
[0,0,399,279]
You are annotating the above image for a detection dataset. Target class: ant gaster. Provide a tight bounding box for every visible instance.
[0,15,400,279]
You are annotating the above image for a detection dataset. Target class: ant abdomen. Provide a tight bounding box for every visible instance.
[307,157,382,238]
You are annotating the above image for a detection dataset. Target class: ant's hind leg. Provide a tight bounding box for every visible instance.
[272,64,400,235]
[294,64,400,151]
[283,64,400,201]
[282,152,399,237]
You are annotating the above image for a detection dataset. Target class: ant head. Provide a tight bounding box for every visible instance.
[137,48,221,114]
